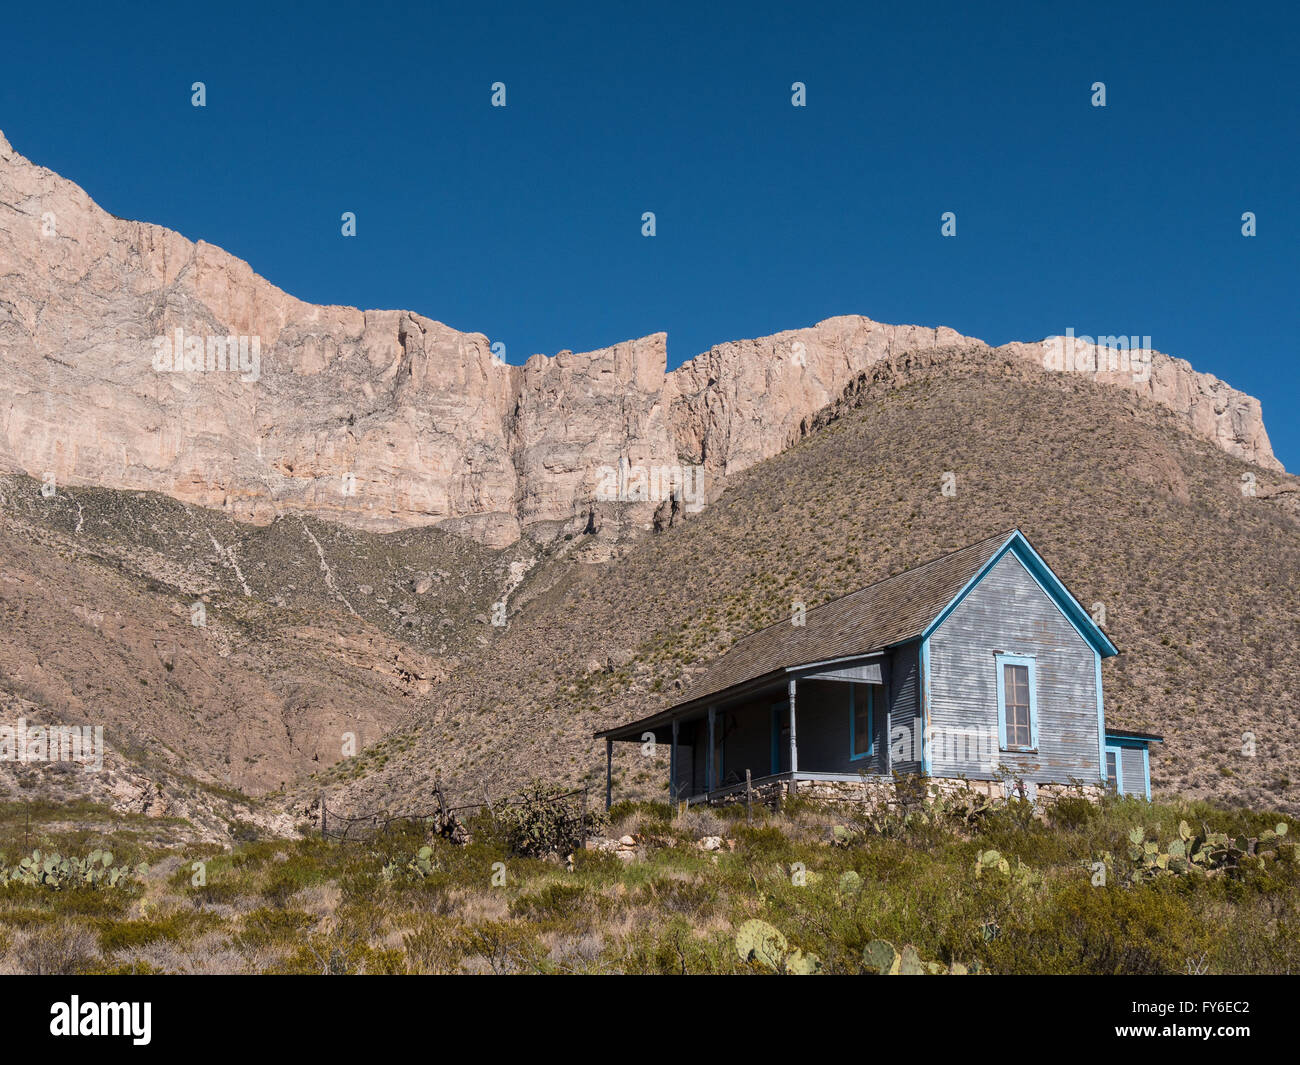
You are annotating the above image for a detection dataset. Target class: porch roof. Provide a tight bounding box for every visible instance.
[1105,729,1164,744]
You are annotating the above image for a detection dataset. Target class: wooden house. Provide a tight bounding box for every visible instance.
[597,530,1160,806]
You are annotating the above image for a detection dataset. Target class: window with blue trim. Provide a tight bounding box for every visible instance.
[850,685,873,760]
[1104,749,1119,792]
[994,653,1037,752]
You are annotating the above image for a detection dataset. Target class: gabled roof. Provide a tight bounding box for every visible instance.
[596,528,1117,738]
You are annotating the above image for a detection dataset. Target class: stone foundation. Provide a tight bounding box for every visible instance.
[709,775,1103,813]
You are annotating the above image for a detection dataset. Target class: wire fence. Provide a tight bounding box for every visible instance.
[318,781,593,851]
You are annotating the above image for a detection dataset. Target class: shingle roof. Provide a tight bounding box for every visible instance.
[671,528,1018,707]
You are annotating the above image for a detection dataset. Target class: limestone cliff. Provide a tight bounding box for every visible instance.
[0,129,1280,548]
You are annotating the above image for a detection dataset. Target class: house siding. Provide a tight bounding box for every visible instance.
[793,679,889,775]
[889,641,922,774]
[1120,746,1146,798]
[927,552,1100,785]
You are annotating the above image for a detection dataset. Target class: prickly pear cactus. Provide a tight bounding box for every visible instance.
[0,848,145,890]
[380,844,441,882]
[735,919,788,970]
[861,937,978,975]
[862,939,901,974]
[1119,820,1296,884]
[784,948,822,975]
[734,920,821,974]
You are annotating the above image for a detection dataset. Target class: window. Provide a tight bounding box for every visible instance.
[994,653,1037,751]
[1104,750,1118,792]
[1004,665,1031,746]
[850,685,873,760]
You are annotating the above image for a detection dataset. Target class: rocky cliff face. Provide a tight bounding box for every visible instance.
[0,129,1281,548]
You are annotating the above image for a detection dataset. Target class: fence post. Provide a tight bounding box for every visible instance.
[319,792,327,840]
[435,771,448,828]
[745,769,753,826]
[578,787,587,853]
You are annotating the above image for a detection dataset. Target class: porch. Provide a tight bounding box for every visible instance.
[596,655,895,808]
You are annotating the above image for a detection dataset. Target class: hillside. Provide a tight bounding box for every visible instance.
[306,345,1300,816]
[2,343,1297,828]
[0,477,524,834]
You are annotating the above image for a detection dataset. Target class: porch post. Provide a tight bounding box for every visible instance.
[605,738,613,811]
[669,717,679,807]
[706,705,716,796]
[788,677,798,793]
[884,674,893,776]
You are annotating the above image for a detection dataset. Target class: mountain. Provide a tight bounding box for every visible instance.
[0,129,1281,555]
[0,131,1296,832]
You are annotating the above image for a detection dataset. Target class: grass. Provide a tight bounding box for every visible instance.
[1,794,1298,974]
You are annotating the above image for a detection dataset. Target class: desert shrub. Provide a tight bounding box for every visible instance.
[11,924,95,975]
[509,881,604,923]
[95,910,214,954]
[617,916,737,975]
[569,847,624,876]
[634,876,718,918]
[402,915,464,974]
[495,783,590,858]
[276,933,403,975]
[606,799,642,824]
[228,819,261,842]
[985,879,1209,975]
[734,825,798,863]
[0,884,132,919]
[675,807,725,841]
[1049,795,1096,830]
[87,959,163,975]
[232,907,317,953]
[457,920,548,974]
[262,856,331,907]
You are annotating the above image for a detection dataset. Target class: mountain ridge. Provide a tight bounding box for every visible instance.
[0,128,1282,554]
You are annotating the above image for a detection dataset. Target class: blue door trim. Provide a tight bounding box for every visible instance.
[1103,743,1124,794]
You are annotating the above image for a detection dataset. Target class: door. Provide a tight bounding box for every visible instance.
[1104,744,1123,794]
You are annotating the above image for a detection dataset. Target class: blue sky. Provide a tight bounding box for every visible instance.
[3,1,1296,467]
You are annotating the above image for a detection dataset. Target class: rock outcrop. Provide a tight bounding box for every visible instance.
[0,129,1281,548]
